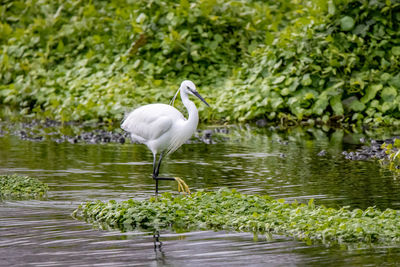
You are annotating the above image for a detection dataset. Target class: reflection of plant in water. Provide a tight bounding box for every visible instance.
[73,188,400,247]
[380,139,400,174]
[0,174,48,199]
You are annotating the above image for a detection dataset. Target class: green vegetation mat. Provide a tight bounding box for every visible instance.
[73,189,400,246]
[2,0,400,126]
[0,174,49,199]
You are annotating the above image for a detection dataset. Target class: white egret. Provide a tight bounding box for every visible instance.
[121,80,209,195]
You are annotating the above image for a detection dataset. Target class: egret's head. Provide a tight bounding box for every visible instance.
[180,80,196,94]
[180,80,209,107]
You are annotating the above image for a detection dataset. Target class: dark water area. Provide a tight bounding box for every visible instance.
[1,125,400,266]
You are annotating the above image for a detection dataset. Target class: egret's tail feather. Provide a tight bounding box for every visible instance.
[174,177,191,194]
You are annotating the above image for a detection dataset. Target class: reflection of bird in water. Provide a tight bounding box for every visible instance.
[153,231,162,250]
[121,80,209,195]
[153,231,166,264]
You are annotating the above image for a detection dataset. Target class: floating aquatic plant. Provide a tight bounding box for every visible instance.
[0,174,49,199]
[73,188,400,246]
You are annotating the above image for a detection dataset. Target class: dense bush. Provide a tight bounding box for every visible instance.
[0,0,294,122]
[218,0,400,125]
[1,0,399,125]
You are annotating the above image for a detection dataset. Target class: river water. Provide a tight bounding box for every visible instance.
[1,125,400,266]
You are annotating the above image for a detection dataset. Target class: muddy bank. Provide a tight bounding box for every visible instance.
[0,119,229,145]
[342,137,399,161]
[0,119,398,164]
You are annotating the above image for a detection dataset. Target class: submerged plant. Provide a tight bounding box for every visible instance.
[0,174,49,199]
[73,188,400,246]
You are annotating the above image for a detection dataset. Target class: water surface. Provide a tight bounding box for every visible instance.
[1,126,400,266]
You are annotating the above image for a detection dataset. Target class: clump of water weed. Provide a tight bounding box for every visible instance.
[0,174,48,199]
[73,188,400,247]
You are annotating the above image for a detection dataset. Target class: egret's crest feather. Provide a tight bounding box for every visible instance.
[169,88,180,106]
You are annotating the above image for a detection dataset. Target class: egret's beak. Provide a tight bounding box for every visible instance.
[193,91,210,107]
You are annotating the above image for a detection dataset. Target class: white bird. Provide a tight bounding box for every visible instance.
[121,80,209,194]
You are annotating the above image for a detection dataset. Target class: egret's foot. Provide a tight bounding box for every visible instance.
[153,176,178,196]
[174,177,191,195]
[153,176,175,181]
[152,176,190,195]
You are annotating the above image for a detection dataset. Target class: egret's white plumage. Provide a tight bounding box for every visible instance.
[121,80,209,194]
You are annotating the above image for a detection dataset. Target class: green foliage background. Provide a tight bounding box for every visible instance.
[1,0,400,125]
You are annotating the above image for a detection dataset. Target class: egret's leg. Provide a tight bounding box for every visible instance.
[152,153,159,195]
[152,152,175,195]
[154,152,164,195]
[154,152,164,177]
[155,179,159,195]
[152,153,157,178]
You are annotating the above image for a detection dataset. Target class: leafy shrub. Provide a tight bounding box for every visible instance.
[0,0,297,122]
[219,0,400,124]
[73,188,400,246]
[1,0,400,125]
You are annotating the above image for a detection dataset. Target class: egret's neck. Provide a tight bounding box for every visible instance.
[180,89,199,129]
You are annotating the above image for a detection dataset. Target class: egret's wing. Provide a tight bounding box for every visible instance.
[121,104,183,142]
[122,113,172,142]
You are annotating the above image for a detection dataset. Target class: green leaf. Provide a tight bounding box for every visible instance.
[57,40,65,53]
[352,112,363,121]
[392,47,400,56]
[301,74,312,86]
[381,87,397,102]
[308,199,315,208]
[288,79,300,92]
[381,73,391,82]
[380,102,395,113]
[330,95,344,115]
[361,84,382,103]
[312,97,329,116]
[394,139,400,148]
[214,34,223,43]
[272,76,286,85]
[281,88,290,96]
[389,74,400,89]
[349,99,366,112]
[328,0,336,15]
[340,16,355,31]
